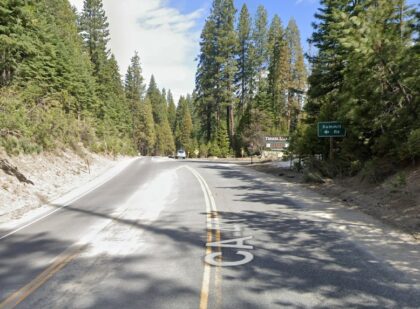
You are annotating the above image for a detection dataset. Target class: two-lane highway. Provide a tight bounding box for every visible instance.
[1,157,419,308]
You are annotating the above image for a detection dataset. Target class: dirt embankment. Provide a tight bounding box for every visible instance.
[249,162,420,238]
[0,148,127,225]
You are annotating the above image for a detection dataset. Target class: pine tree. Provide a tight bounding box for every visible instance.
[78,0,110,77]
[236,4,253,116]
[78,0,130,148]
[216,123,231,157]
[125,52,146,150]
[252,5,269,83]
[167,90,177,133]
[147,75,167,124]
[305,0,347,124]
[195,17,217,142]
[286,18,307,133]
[146,75,176,155]
[195,0,237,146]
[156,119,175,156]
[294,0,419,167]
[286,18,307,92]
[267,15,290,132]
[125,51,145,102]
[0,0,37,86]
[181,107,194,152]
[0,0,145,155]
[138,98,156,155]
[334,0,417,160]
[219,0,237,142]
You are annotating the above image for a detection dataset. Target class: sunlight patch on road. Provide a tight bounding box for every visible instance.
[83,168,177,257]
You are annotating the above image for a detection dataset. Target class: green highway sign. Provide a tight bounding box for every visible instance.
[318,122,346,137]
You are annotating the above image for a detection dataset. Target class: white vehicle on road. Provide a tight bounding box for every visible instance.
[176,149,186,159]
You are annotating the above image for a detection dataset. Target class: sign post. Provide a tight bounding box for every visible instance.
[317,122,346,160]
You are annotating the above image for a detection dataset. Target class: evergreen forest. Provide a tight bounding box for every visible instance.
[1,0,419,179]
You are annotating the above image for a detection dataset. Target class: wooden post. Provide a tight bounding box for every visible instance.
[329,137,334,161]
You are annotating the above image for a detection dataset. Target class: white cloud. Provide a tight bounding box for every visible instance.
[70,0,204,102]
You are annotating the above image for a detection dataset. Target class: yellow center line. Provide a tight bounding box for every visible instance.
[214,221,222,308]
[199,229,213,309]
[0,245,85,309]
[184,166,222,309]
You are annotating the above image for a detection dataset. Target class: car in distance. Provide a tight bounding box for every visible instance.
[176,149,186,159]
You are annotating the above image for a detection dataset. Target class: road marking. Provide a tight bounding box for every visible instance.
[0,245,85,309]
[0,163,149,308]
[183,166,222,309]
[0,158,139,241]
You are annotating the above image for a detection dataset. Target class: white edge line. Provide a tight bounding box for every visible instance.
[0,158,139,241]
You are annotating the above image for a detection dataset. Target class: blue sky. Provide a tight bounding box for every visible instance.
[170,0,320,50]
[70,0,418,102]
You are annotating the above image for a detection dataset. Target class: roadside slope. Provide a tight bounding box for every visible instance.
[0,148,134,227]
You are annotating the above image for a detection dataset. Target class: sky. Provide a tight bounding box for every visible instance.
[69,0,322,102]
[68,0,418,102]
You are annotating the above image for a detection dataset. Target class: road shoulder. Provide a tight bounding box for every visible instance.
[238,162,420,284]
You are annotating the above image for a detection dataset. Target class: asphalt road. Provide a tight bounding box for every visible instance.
[1,157,419,309]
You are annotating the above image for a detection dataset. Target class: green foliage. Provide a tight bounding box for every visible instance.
[78,0,110,76]
[216,123,231,157]
[167,90,177,133]
[175,96,194,153]
[125,51,144,102]
[199,143,209,158]
[195,1,307,154]
[292,0,419,179]
[236,4,254,115]
[392,172,407,188]
[286,18,307,91]
[0,0,38,87]
[125,52,146,151]
[195,0,237,143]
[1,136,42,156]
[208,140,221,157]
[0,0,136,156]
[237,105,272,155]
[147,75,167,125]
[155,120,175,156]
[303,170,325,184]
[268,15,290,132]
[360,159,397,184]
[138,98,156,155]
[252,5,269,79]
[405,128,420,161]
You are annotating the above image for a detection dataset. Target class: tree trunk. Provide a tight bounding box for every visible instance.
[227,105,235,144]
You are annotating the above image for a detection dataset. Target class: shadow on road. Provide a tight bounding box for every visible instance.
[197,162,420,308]
[1,161,419,308]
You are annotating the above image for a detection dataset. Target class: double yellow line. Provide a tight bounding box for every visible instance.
[184,166,222,309]
[2,166,222,309]
[0,245,85,309]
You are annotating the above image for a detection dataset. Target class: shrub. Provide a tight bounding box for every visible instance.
[208,141,221,157]
[303,170,325,183]
[199,143,209,158]
[407,129,420,162]
[360,159,396,183]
